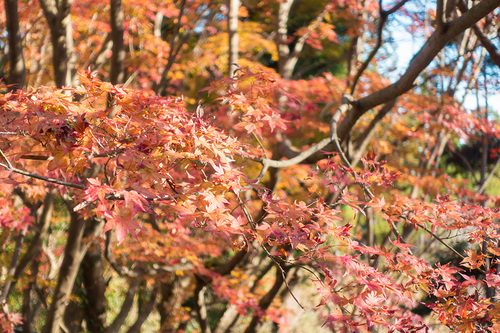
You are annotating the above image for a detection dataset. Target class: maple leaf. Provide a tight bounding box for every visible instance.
[103,208,143,243]
[82,178,112,204]
[120,189,149,213]
[389,238,414,252]
[461,250,485,270]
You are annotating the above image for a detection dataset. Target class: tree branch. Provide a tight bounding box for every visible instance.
[243,267,288,333]
[338,0,500,142]
[436,0,445,29]
[156,0,187,96]
[290,3,331,59]
[351,99,398,165]
[42,213,88,333]
[471,24,500,68]
[252,0,498,174]
[11,190,55,285]
[104,231,193,278]
[193,279,212,333]
[103,277,143,333]
[0,229,26,303]
[125,286,159,333]
[478,157,500,195]
[350,0,411,93]
[0,160,86,190]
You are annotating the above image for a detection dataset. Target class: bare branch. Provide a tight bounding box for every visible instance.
[471,24,500,68]
[193,281,212,333]
[479,157,500,195]
[156,0,188,96]
[351,99,398,165]
[254,94,355,179]
[349,0,410,93]
[0,149,13,169]
[227,0,240,78]
[338,0,500,141]
[255,137,330,178]
[436,0,445,29]
[385,0,410,15]
[0,161,87,190]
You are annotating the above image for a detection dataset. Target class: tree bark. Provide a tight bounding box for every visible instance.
[38,0,75,87]
[125,286,159,333]
[155,0,187,96]
[81,244,107,332]
[243,267,287,333]
[42,213,96,333]
[275,0,295,79]
[193,277,212,333]
[103,278,142,333]
[21,258,40,333]
[4,0,26,91]
[227,0,240,78]
[339,0,500,142]
[107,0,126,118]
[472,23,500,68]
[42,216,85,333]
[267,0,500,166]
[110,0,126,85]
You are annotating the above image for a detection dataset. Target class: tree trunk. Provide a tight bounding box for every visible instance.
[81,244,107,332]
[42,214,89,333]
[107,0,126,118]
[275,0,294,79]
[125,286,159,333]
[227,0,239,78]
[110,0,126,85]
[21,258,39,333]
[4,0,26,91]
[104,278,142,333]
[38,0,75,87]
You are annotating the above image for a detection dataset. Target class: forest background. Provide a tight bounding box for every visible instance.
[1,0,500,332]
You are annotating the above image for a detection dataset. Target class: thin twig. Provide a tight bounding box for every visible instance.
[252,131,268,159]
[478,157,500,194]
[350,0,410,94]
[0,162,86,190]
[0,132,21,136]
[255,137,331,170]
[421,224,487,273]
[235,192,305,310]
[329,93,375,200]
[0,149,13,169]
[103,231,192,277]
[389,221,414,256]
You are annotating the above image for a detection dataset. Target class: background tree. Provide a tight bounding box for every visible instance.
[1,0,500,332]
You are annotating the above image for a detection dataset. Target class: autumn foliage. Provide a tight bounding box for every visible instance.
[1,0,500,332]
